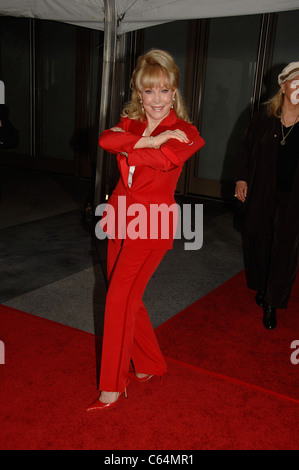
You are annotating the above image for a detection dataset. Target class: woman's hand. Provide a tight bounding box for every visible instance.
[153,129,189,148]
[133,128,189,150]
[235,180,248,202]
[110,126,124,132]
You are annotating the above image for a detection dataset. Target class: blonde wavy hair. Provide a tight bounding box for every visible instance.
[122,49,191,123]
[265,88,284,118]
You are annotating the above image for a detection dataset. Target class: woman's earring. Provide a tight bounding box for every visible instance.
[171,97,176,109]
[140,99,144,112]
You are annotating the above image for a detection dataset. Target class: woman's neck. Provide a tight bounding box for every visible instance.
[144,110,172,136]
[281,102,299,127]
[144,119,163,136]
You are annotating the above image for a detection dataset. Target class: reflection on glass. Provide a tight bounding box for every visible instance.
[197,15,261,188]
[143,21,188,93]
[41,21,76,160]
[0,17,30,155]
[267,10,299,99]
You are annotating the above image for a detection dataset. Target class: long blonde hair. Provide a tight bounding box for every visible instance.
[265,89,284,118]
[122,49,191,123]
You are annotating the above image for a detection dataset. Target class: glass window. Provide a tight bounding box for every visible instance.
[90,30,104,131]
[0,17,30,155]
[197,15,262,190]
[40,21,76,160]
[143,21,189,93]
[267,9,299,98]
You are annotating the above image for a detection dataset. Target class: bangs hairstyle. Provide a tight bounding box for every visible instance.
[135,62,178,92]
[122,49,191,122]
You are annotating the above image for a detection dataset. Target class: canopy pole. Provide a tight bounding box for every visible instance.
[94,0,117,207]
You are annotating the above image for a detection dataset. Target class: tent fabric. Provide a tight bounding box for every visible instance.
[116,0,299,34]
[0,0,105,30]
[0,0,298,33]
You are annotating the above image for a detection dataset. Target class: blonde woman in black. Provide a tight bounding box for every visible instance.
[235,62,299,329]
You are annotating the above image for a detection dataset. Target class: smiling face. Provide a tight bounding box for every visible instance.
[139,83,176,126]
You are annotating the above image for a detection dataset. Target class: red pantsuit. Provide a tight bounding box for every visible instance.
[99,240,168,392]
[98,109,205,392]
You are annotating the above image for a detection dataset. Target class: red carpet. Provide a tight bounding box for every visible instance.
[1,271,299,450]
[156,271,299,403]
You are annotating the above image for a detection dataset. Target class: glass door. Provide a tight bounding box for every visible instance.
[0,17,104,179]
[40,21,76,164]
[0,17,31,157]
[188,15,262,199]
[266,9,299,100]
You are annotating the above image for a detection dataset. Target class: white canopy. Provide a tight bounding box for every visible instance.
[0,0,298,34]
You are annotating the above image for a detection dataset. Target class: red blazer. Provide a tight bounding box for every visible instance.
[98,109,205,249]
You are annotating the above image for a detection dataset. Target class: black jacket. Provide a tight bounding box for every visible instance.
[236,105,299,237]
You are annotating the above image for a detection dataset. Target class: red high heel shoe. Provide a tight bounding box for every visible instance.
[129,372,165,384]
[86,384,129,412]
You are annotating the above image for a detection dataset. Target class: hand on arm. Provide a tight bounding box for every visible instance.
[110,127,124,133]
[99,123,140,156]
[100,120,204,170]
[133,129,189,150]
[109,127,128,156]
[128,124,204,170]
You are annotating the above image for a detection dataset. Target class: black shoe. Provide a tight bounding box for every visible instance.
[263,303,277,329]
[255,290,265,307]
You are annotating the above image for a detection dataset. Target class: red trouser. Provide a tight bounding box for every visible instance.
[99,239,168,392]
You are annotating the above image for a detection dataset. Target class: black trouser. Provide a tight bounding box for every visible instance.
[244,192,299,308]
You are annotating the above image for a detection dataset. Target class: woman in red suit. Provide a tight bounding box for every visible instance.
[87,49,205,411]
